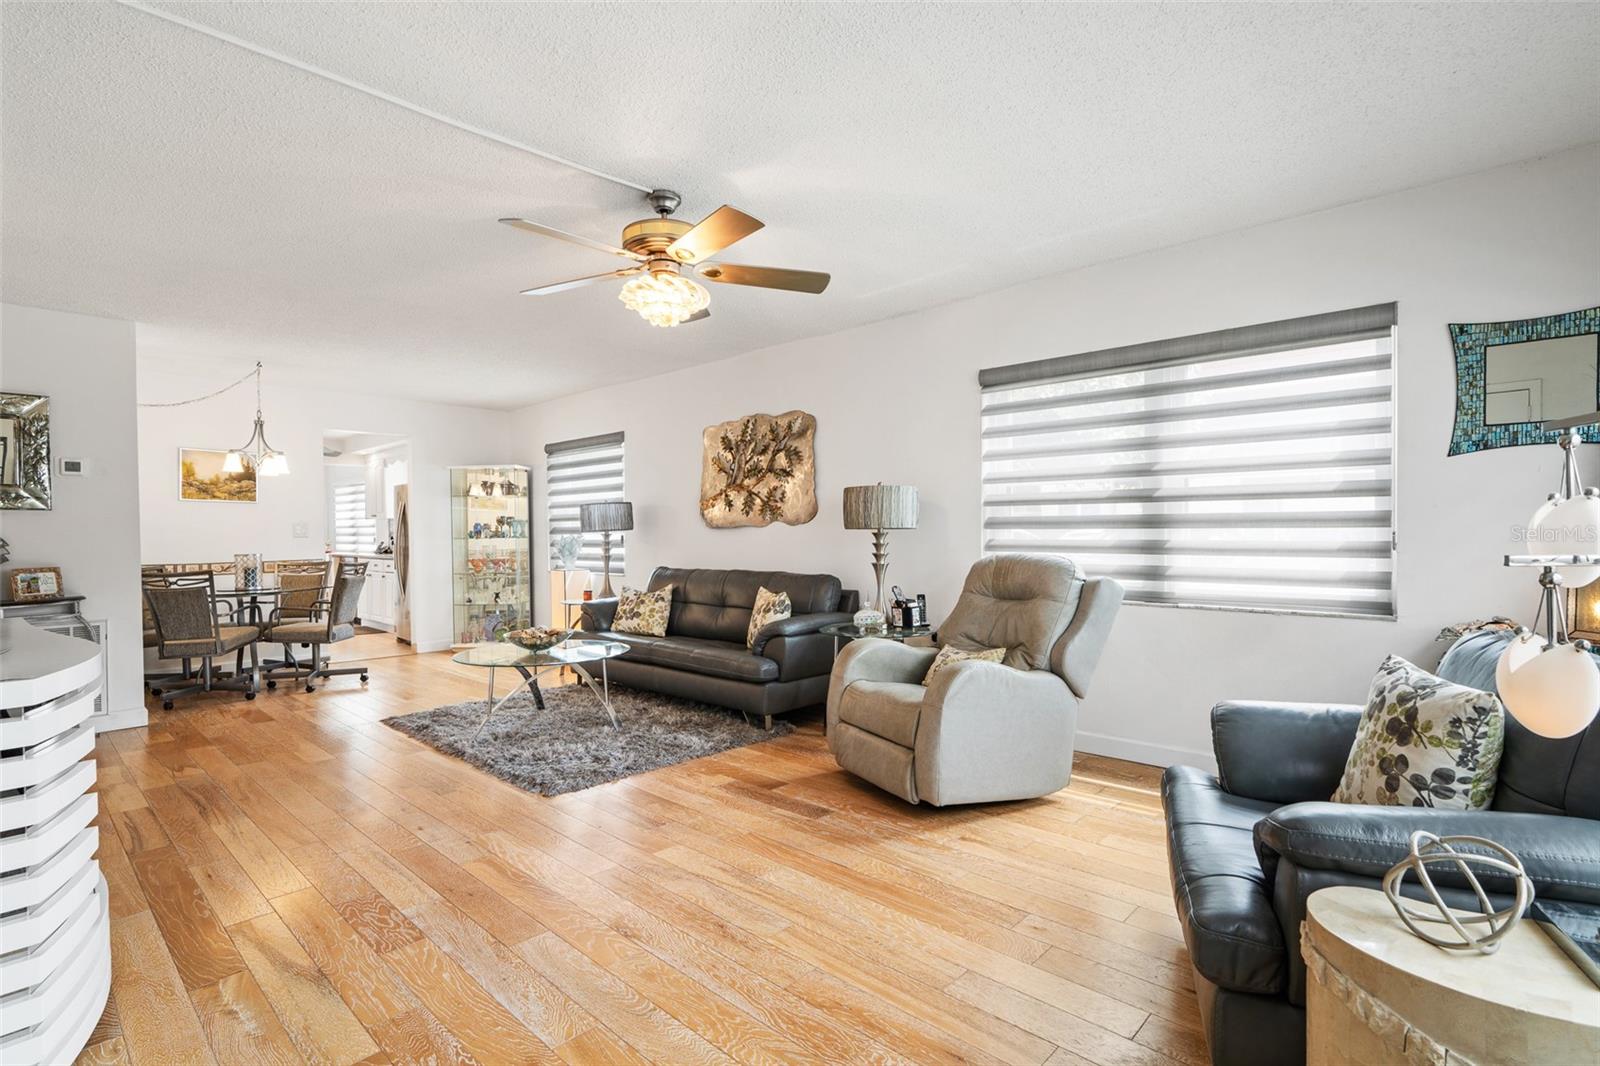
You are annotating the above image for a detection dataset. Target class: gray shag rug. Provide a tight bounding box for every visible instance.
[383,683,795,796]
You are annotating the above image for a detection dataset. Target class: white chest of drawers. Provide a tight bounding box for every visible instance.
[0,618,112,1065]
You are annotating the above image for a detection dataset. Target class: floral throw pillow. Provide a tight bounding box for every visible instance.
[612,585,672,637]
[1332,655,1505,810]
[747,586,792,647]
[922,643,1006,686]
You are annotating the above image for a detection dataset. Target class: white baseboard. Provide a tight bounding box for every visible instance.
[1075,729,1216,774]
[95,706,148,734]
[413,639,452,654]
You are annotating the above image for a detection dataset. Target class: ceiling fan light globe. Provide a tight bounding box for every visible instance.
[618,272,710,328]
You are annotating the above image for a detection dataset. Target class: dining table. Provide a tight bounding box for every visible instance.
[210,585,286,627]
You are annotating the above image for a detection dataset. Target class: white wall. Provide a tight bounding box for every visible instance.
[137,368,514,651]
[1,304,146,729]
[514,145,1600,769]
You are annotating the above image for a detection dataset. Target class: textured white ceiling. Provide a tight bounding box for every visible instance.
[3,2,1597,408]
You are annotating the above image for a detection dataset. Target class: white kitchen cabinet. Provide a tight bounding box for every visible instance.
[359,559,397,629]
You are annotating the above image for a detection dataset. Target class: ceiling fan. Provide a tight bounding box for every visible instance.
[500,189,830,328]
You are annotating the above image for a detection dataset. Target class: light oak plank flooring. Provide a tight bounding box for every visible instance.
[78,649,1196,1065]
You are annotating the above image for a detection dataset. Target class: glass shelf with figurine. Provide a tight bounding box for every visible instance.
[449,465,533,645]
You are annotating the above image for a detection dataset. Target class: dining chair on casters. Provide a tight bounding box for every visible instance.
[141,567,193,697]
[262,569,370,692]
[273,560,329,622]
[258,560,330,673]
[144,572,262,710]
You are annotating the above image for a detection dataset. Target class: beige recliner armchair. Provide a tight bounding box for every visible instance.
[827,554,1124,806]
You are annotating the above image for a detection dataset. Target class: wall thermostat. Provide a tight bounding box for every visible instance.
[56,457,89,477]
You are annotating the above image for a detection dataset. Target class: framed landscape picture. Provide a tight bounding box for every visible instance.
[179,447,256,502]
[9,565,62,601]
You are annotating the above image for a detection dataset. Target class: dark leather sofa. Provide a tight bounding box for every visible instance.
[1163,629,1600,1066]
[579,566,858,728]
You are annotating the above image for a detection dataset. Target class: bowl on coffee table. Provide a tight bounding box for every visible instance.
[500,626,571,652]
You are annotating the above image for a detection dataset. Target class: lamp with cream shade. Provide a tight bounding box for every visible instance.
[842,483,918,624]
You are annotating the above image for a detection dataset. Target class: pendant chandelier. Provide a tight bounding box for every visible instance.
[223,362,289,477]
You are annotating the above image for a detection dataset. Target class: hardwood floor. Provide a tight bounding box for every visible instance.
[79,649,1198,1066]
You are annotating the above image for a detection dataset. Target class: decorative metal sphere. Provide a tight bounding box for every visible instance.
[1380,831,1534,954]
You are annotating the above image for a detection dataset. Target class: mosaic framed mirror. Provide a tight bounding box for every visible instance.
[1448,306,1600,455]
[0,392,52,510]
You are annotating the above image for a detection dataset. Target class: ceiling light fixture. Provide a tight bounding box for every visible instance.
[502,189,828,328]
[619,270,711,328]
[223,362,290,477]
[138,360,290,477]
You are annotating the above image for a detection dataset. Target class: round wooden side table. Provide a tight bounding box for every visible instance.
[1303,885,1600,1066]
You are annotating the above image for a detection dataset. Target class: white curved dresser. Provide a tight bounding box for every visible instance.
[0,618,112,1065]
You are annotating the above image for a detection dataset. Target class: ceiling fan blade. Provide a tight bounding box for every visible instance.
[520,267,642,296]
[697,263,830,294]
[683,308,710,323]
[499,218,643,261]
[665,205,764,264]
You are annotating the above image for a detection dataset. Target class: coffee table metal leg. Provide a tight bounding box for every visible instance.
[469,665,544,746]
[572,663,619,729]
[514,664,545,710]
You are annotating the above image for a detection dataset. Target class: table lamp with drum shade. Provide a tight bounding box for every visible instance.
[842,484,919,624]
[580,501,633,598]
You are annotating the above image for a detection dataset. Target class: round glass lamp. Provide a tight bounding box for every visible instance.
[1497,632,1600,738]
[1496,565,1600,738]
[1499,424,1600,738]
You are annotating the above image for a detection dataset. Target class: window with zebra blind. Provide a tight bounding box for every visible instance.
[979,303,1396,618]
[545,432,626,575]
[332,481,376,554]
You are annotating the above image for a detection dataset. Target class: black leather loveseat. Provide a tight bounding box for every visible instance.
[1162,629,1600,1066]
[579,566,858,728]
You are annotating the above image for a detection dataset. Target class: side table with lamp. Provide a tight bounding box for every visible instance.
[841,483,918,630]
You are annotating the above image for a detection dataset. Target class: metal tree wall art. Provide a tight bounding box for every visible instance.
[699,410,818,528]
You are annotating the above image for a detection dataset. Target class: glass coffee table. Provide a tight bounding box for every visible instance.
[451,638,629,742]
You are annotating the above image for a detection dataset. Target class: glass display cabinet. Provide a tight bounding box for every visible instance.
[449,465,533,645]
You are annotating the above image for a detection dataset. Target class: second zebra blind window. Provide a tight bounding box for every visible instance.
[545,432,626,576]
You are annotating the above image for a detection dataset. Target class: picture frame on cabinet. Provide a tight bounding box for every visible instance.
[8,565,63,601]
